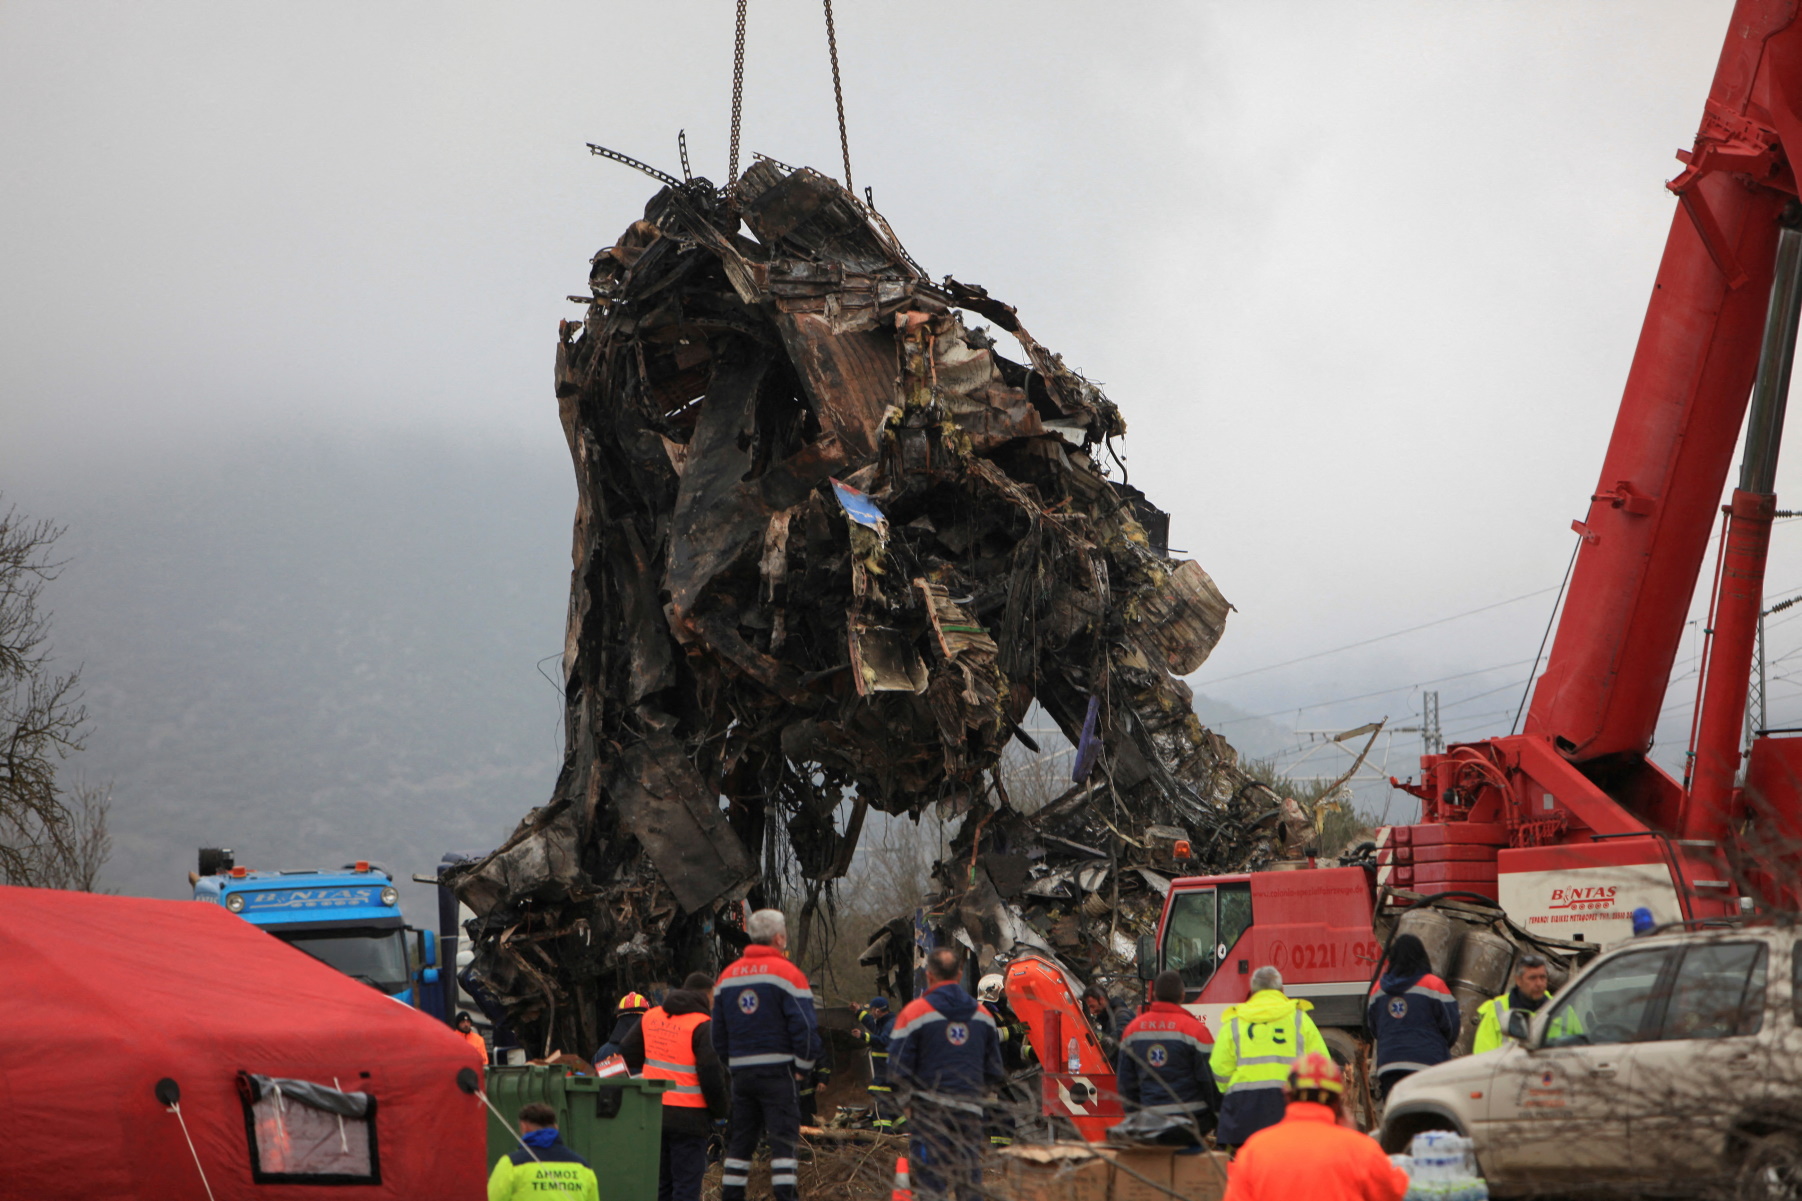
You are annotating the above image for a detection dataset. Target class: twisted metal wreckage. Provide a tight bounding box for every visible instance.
[449,160,1320,1056]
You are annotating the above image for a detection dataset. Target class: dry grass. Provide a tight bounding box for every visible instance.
[699,1133,907,1201]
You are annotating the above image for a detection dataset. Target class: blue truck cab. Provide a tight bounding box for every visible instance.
[191,847,439,1006]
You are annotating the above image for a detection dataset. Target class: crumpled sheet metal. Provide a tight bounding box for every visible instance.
[450,160,1265,1054]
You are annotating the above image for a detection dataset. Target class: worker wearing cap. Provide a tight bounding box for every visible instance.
[889,947,1003,1201]
[1472,954,1554,1054]
[856,996,898,1131]
[713,909,820,1201]
[620,973,730,1201]
[594,990,652,1067]
[1221,1055,1409,1201]
[487,1102,601,1201]
[1116,969,1219,1143]
[455,1011,488,1059]
[1208,966,1328,1150]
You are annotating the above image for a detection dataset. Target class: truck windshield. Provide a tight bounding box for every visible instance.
[277,928,411,995]
[1164,890,1218,989]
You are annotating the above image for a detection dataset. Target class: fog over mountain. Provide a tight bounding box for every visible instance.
[12,435,572,908]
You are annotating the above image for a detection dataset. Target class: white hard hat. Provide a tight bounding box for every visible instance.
[977,974,1005,1002]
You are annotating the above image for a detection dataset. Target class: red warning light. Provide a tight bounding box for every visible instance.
[354,860,370,873]
[230,866,248,878]
[1173,840,1193,860]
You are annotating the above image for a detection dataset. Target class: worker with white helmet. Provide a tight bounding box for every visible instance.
[976,972,1031,1147]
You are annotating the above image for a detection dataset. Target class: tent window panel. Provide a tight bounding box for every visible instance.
[242,1087,380,1185]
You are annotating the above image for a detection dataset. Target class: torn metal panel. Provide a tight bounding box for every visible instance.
[607,736,758,914]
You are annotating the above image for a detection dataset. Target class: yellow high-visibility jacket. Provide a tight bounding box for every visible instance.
[487,1140,599,1201]
[1471,990,1554,1054]
[1207,989,1328,1094]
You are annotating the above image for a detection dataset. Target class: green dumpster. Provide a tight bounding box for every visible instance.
[486,1066,668,1200]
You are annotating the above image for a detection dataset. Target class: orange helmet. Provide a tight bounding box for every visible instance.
[617,992,651,1013]
[1289,1053,1344,1095]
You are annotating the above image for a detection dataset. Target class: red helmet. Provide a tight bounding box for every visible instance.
[617,992,652,1013]
[1289,1053,1344,1095]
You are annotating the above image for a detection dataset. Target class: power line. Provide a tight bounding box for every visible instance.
[1198,586,1560,687]
[1209,658,1535,727]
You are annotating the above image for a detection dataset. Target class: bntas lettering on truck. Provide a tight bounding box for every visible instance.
[1547,885,1619,911]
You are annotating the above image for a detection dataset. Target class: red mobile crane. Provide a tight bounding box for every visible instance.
[1109,0,1802,1108]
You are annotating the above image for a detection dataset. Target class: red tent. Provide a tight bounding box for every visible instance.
[0,885,486,1199]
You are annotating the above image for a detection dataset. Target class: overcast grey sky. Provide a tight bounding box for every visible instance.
[8,1,1793,790]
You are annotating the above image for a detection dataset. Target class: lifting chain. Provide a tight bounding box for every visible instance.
[822,0,853,193]
[727,0,748,189]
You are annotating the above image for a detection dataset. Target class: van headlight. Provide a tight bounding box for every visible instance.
[225,894,245,913]
[380,887,398,906]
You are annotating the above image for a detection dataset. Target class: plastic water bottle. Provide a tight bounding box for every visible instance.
[1066,1037,1081,1073]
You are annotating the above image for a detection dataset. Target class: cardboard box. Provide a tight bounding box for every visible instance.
[1103,1148,1173,1201]
[1168,1151,1230,1201]
[992,1144,1110,1201]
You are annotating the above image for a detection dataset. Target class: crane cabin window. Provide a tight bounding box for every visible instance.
[1163,889,1218,990]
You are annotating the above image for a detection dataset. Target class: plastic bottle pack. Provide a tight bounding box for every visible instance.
[1398,1132,1489,1201]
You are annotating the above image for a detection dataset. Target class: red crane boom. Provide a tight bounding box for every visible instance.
[1390,0,1802,932]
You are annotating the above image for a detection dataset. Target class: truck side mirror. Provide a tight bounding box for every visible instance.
[1136,935,1156,981]
[1506,1008,1533,1044]
[422,928,439,968]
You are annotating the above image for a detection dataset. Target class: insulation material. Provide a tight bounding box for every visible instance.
[450,161,1282,1053]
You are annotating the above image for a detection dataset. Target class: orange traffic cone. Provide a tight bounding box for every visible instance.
[892,1156,911,1201]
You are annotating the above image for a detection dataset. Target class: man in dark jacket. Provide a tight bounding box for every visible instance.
[621,973,730,1201]
[856,997,898,1130]
[1365,934,1460,1099]
[889,948,1004,1201]
[713,909,821,1201]
[1116,969,1219,1142]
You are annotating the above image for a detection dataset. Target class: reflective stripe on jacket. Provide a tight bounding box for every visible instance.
[1115,1000,1218,1115]
[641,1006,710,1108]
[1472,988,1555,1054]
[711,944,822,1071]
[1365,971,1459,1074]
[1207,990,1328,1094]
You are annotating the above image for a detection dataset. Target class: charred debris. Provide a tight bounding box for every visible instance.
[449,160,1315,1055]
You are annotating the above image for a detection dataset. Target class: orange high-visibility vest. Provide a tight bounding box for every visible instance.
[641,1007,709,1109]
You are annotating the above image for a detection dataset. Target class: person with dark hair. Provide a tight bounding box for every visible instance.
[1472,954,1553,1054]
[1221,1056,1409,1201]
[1115,969,1219,1142]
[619,972,730,1201]
[1365,934,1459,1099]
[1082,983,1126,1061]
[487,1103,600,1201]
[889,947,1003,1200]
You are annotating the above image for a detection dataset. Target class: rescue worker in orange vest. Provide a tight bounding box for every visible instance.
[1221,1055,1409,1201]
[621,972,731,1201]
[455,1011,488,1059]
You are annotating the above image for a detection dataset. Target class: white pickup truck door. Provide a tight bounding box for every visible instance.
[1479,946,1677,1190]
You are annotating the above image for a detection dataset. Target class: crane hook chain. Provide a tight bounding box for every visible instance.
[728,0,748,190]
[822,0,853,194]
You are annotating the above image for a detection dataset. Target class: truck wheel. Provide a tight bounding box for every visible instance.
[1738,1133,1802,1201]
[1320,1028,1373,1130]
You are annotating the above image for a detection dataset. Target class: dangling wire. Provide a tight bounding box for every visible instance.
[822,0,853,192]
[728,0,748,188]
